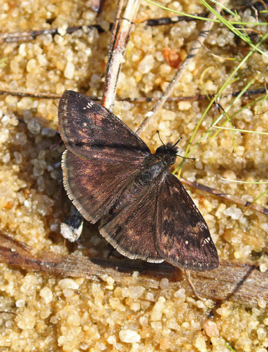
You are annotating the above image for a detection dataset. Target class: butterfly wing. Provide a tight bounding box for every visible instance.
[99,185,163,262]
[58,90,150,162]
[62,150,145,223]
[155,173,219,271]
[59,90,152,223]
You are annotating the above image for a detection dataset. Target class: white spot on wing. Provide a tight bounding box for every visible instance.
[197,221,207,230]
[202,237,211,246]
[83,102,94,110]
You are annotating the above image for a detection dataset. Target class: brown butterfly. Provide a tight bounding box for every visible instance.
[58,90,219,271]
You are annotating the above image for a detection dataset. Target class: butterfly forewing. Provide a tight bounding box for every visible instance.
[155,174,219,271]
[58,90,150,162]
[62,150,145,223]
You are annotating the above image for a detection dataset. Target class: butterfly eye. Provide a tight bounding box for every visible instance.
[170,154,177,165]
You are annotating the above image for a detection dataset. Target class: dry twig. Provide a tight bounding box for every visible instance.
[0,232,266,306]
[0,2,265,44]
[181,178,268,216]
[0,25,108,44]
[0,87,265,102]
[136,0,226,136]
[102,0,141,109]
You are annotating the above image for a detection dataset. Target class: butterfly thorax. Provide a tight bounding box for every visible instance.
[135,144,176,187]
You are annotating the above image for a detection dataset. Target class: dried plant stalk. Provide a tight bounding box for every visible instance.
[181,178,268,216]
[0,87,265,102]
[136,0,227,136]
[102,0,141,109]
[0,232,266,306]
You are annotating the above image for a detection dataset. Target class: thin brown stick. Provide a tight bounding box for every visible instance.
[0,90,62,99]
[101,0,124,108]
[0,87,265,102]
[0,17,200,44]
[181,178,268,216]
[0,232,267,306]
[0,2,263,44]
[102,0,141,109]
[136,0,226,136]
[0,25,107,44]
[0,16,197,44]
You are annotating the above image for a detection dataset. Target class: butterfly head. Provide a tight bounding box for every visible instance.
[155,142,178,166]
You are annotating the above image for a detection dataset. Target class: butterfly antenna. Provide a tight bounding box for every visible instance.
[176,154,195,162]
[185,270,206,301]
[173,137,182,147]
[172,137,195,161]
[157,130,165,145]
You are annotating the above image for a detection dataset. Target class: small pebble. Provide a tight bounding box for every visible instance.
[119,329,140,343]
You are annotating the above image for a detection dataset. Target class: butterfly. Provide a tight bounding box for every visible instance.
[58,90,219,271]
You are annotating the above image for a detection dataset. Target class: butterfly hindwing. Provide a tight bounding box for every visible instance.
[58,90,150,162]
[99,182,163,262]
[155,173,219,271]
